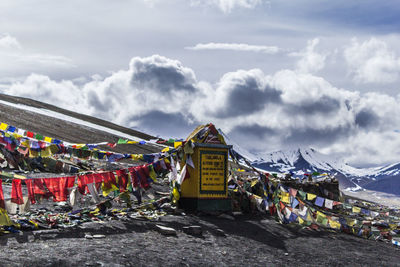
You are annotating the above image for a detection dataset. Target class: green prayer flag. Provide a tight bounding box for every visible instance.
[117,138,128,144]
[35,134,44,140]
[297,190,306,199]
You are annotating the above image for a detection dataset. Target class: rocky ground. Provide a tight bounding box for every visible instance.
[0,211,399,267]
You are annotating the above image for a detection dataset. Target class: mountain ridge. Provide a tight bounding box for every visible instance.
[251,147,400,195]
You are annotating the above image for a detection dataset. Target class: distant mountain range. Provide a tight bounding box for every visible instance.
[251,147,400,196]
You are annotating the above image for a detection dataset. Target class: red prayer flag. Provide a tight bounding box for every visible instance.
[0,180,5,209]
[11,179,24,204]
[128,167,140,188]
[101,171,117,191]
[43,177,69,202]
[136,166,150,189]
[116,169,128,192]
[25,179,37,204]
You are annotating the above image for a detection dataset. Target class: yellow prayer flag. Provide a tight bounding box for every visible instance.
[329,219,341,229]
[13,133,22,138]
[299,217,305,225]
[29,149,39,158]
[281,195,290,204]
[127,141,138,144]
[0,123,8,131]
[149,167,157,182]
[174,141,182,148]
[101,182,119,197]
[44,136,52,143]
[352,206,361,213]
[347,219,356,226]
[162,147,170,153]
[40,147,51,157]
[0,208,14,226]
[307,193,317,201]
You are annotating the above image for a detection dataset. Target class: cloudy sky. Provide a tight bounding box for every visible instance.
[1,0,400,167]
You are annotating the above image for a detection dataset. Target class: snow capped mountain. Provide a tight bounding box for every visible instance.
[251,147,400,195]
[252,147,365,176]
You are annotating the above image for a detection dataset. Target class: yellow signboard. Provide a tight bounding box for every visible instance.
[200,151,227,194]
[180,143,231,211]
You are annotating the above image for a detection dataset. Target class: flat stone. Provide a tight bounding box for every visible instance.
[155,225,177,236]
[93,234,106,239]
[84,234,93,239]
[183,226,202,236]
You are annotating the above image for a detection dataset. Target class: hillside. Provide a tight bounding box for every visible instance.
[0,94,398,266]
[0,93,164,155]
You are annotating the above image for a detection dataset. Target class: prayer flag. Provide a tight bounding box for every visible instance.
[352,206,361,213]
[307,193,317,201]
[0,180,4,209]
[297,190,306,200]
[0,123,8,131]
[291,198,299,208]
[329,219,341,229]
[289,188,297,197]
[174,141,182,148]
[281,195,290,204]
[315,196,325,207]
[117,138,128,144]
[11,179,24,204]
[325,199,333,209]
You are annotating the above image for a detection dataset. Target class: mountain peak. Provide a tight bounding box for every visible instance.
[253,147,364,177]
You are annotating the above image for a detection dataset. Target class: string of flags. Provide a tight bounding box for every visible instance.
[227,144,399,245]
[249,174,400,241]
[0,121,185,148]
[0,128,179,163]
[0,156,173,216]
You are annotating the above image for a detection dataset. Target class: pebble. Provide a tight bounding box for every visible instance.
[85,234,93,239]
[155,225,177,236]
[93,234,106,239]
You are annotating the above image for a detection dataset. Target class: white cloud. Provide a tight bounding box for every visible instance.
[5,74,83,108]
[0,33,21,50]
[3,53,400,167]
[290,38,327,74]
[142,0,158,8]
[344,37,400,84]
[0,33,75,74]
[185,42,281,54]
[191,0,265,13]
